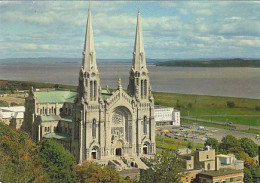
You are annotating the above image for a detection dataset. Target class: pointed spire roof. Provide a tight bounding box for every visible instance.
[82,9,98,72]
[133,11,147,71]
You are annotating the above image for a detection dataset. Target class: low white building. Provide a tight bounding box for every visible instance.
[0,106,25,129]
[154,105,180,127]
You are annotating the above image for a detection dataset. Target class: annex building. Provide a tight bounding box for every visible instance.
[24,9,156,167]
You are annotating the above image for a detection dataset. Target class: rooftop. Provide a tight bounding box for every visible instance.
[34,90,113,104]
[43,132,71,142]
[199,169,242,177]
[41,115,61,122]
[60,116,73,123]
[154,105,174,109]
[34,90,77,103]
[217,154,231,158]
[0,106,25,112]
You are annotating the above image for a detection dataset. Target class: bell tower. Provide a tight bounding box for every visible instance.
[128,11,152,101]
[78,9,101,104]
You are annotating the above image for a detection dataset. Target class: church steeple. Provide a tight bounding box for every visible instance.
[82,9,98,72]
[78,9,101,103]
[133,11,147,71]
[128,11,151,101]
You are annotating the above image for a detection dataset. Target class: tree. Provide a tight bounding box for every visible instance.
[139,150,184,183]
[239,137,258,158]
[219,135,242,154]
[244,167,253,183]
[226,101,235,108]
[255,105,260,111]
[75,161,127,183]
[35,139,76,183]
[0,123,48,183]
[10,102,18,106]
[204,138,219,151]
[187,102,192,110]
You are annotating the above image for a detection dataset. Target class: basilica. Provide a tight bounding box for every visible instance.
[24,9,156,167]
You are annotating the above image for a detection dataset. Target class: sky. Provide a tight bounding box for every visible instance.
[1,1,260,59]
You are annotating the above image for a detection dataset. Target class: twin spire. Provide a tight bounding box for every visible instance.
[82,9,97,72]
[82,9,146,72]
[133,11,146,71]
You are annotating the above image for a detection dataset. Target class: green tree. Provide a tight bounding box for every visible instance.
[204,138,219,151]
[239,137,258,158]
[0,123,48,183]
[226,101,235,108]
[187,102,192,110]
[219,135,242,154]
[36,139,76,183]
[75,161,128,183]
[244,167,253,183]
[139,150,184,183]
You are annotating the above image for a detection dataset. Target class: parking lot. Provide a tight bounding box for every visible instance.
[156,124,260,146]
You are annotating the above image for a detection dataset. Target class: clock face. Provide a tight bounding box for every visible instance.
[91,73,96,77]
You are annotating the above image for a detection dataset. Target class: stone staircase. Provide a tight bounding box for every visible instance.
[96,155,150,172]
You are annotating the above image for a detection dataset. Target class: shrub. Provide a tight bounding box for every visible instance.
[226,101,235,108]
[255,105,260,111]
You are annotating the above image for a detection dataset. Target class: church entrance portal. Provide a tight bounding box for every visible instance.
[115,148,122,156]
[143,144,148,154]
[91,152,97,159]
[91,147,98,159]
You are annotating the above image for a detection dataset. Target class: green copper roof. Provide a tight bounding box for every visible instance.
[34,91,77,103]
[43,132,71,142]
[41,115,60,121]
[34,90,113,104]
[102,93,112,100]
[60,116,73,123]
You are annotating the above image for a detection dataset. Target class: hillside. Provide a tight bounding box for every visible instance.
[156,58,260,67]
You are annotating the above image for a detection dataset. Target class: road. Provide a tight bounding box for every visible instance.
[181,116,260,130]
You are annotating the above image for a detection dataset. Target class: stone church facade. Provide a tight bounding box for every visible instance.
[24,9,155,165]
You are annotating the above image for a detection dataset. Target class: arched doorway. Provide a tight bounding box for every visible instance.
[111,106,132,144]
[143,143,149,154]
[115,148,122,156]
[115,140,123,156]
[91,147,99,159]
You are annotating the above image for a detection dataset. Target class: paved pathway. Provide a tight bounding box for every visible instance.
[181,116,260,130]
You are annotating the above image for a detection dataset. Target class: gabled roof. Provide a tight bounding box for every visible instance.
[43,132,71,142]
[41,115,60,122]
[34,91,77,103]
[0,106,25,112]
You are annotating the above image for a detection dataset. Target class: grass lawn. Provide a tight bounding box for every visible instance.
[153,92,260,126]
[181,119,232,130]
[155,135,204,152]
[0,96,25,106]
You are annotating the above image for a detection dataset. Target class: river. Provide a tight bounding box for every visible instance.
[0,63,259,99]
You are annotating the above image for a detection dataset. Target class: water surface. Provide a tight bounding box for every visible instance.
[0,63,259,99]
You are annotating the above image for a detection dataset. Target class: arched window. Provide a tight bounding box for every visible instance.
[94,81,97,100]
[144,79,147,97]
[90,81,93,100]
[92,119,96,139]
[143,116,147,134]
[141,80,144,98]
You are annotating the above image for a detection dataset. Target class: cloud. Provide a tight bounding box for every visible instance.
[1,1,260,59]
